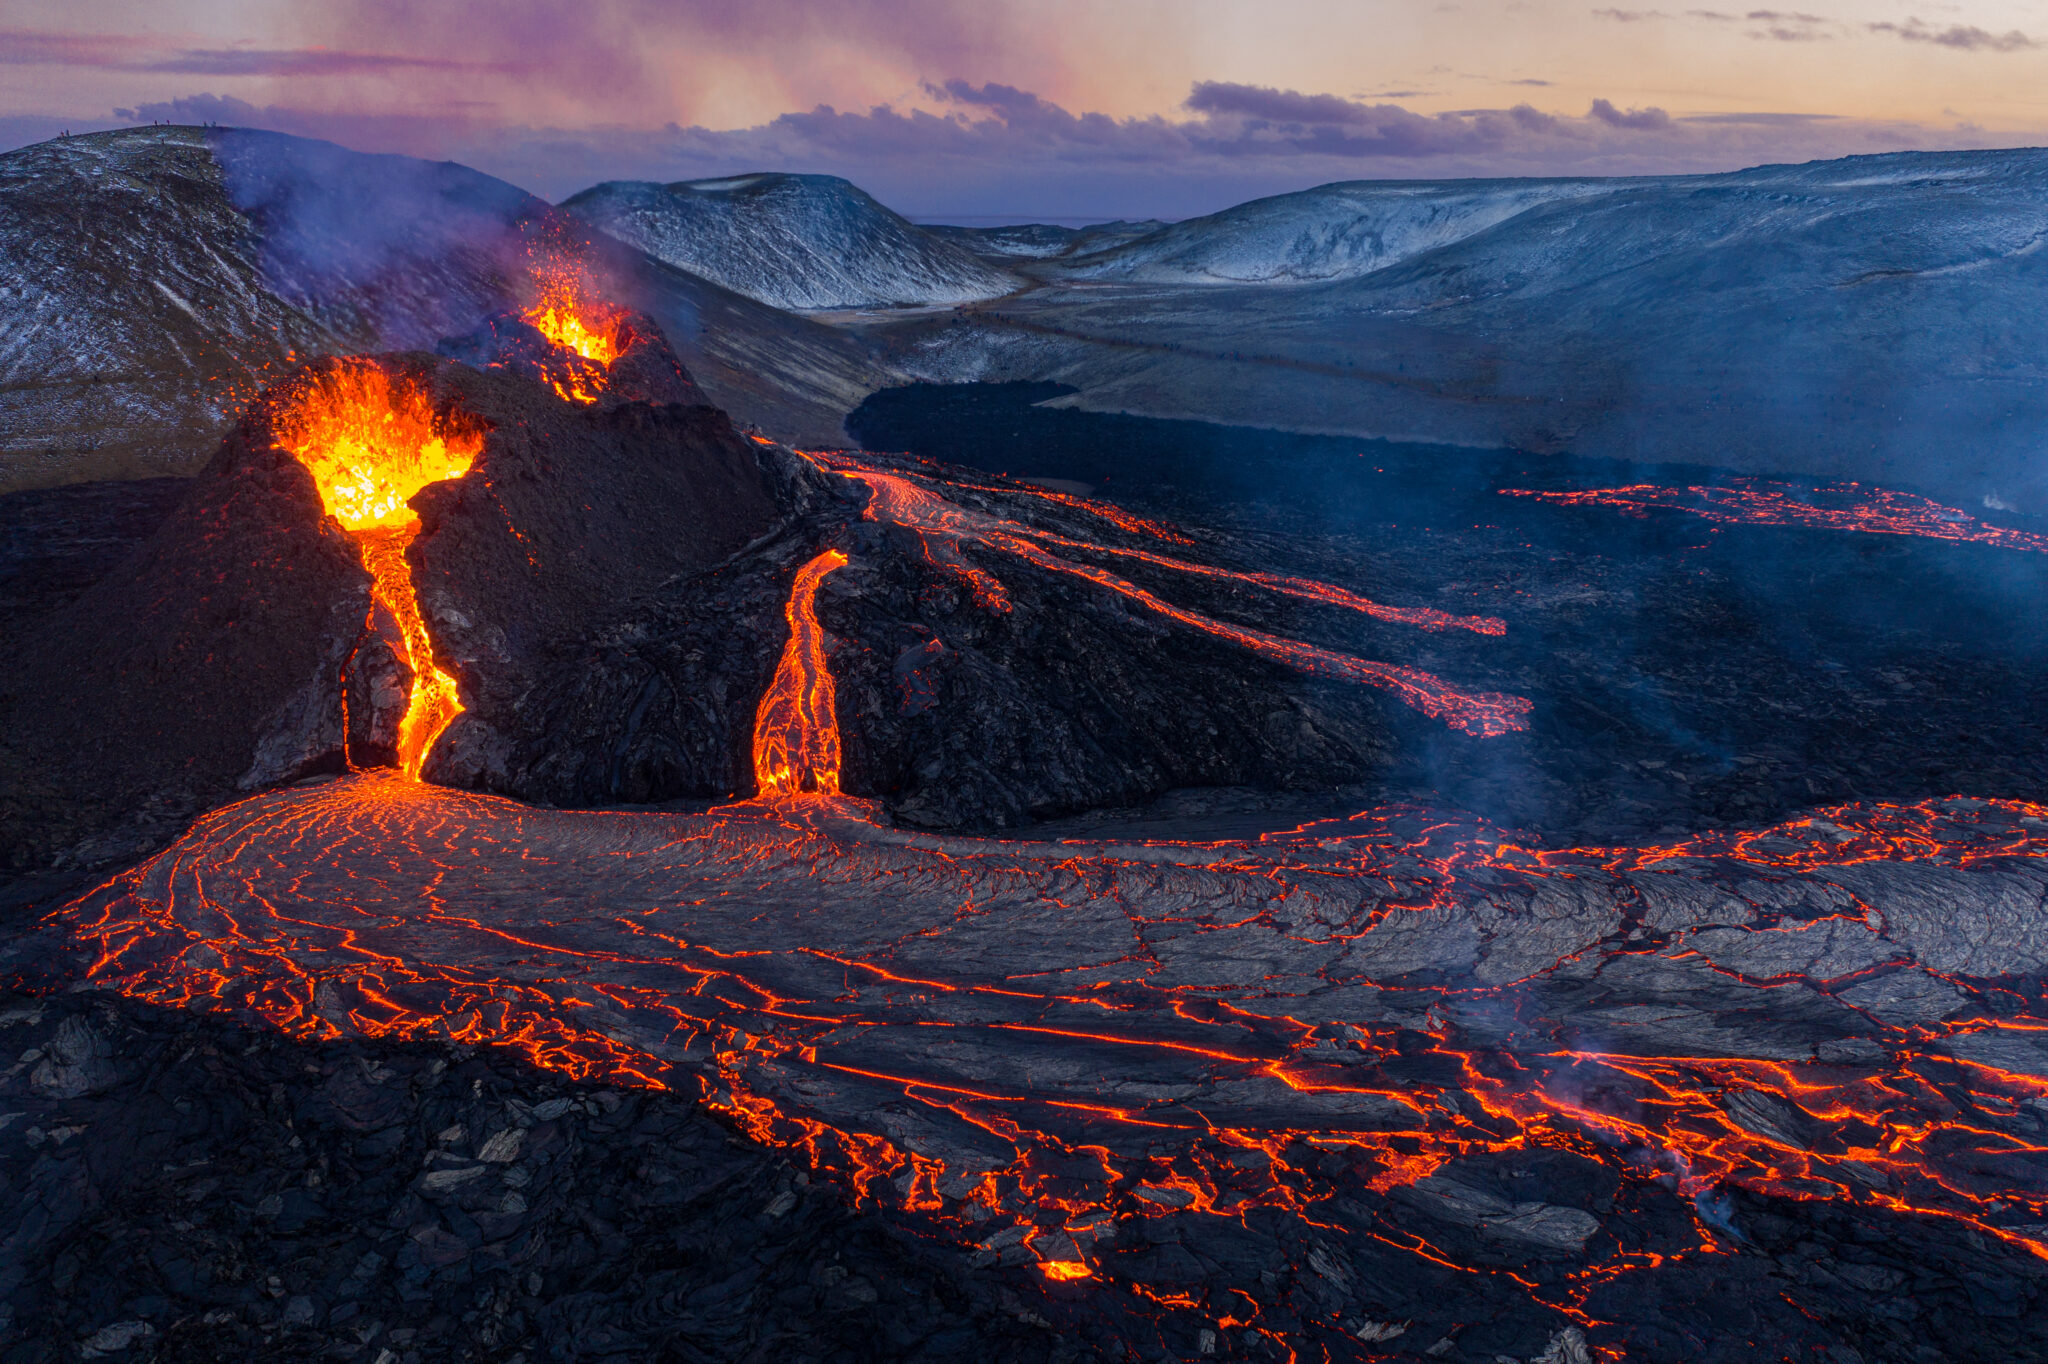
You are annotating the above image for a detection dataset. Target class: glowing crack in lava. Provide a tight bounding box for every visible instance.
[520,259,624,404]
[1502,478,2048,554]
[276,360,481,775]
[752,549,850,796]
[61,777,2048,1343]
[811,452,1529,736]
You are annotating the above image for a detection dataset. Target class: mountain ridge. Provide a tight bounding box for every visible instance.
[561,172,1019,311]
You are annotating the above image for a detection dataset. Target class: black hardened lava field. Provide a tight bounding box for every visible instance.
[6,124,2048,1364]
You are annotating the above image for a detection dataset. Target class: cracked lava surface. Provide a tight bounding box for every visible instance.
[56,774,2048,1349]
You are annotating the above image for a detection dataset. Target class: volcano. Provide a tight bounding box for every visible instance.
[7,141,2048,1364]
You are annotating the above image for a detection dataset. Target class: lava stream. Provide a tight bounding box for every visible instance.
[276,360,480,776]
[1501,478,2048,554]
[821,456,1529,736]
[752,549,850,796]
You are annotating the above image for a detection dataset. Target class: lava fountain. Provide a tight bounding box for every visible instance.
[753,549,850,796]
[521,259,625,404]
[276,360,482,776]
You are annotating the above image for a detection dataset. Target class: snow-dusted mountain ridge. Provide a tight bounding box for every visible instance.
[886,146,2048,515]
[561,173,1018,311]
[1045,150,2048,286]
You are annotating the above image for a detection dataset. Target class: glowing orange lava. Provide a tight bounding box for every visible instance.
[1039,1260,1093,1281]
[752,549,850,796]
[521,260,623,404]
[1502,478,2048,554]
[810,454,1529,736]
[276,360,481,776]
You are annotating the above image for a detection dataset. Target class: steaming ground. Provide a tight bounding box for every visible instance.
[851,383,2048,844]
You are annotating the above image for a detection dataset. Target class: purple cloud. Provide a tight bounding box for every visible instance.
[86,79,2020,218]
[0,28,512,76]
[1588,98,1673,130]
[1868,19,2036,51]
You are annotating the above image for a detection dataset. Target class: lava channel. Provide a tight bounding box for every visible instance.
[812,452,1530,736]
[1501,477,2048,554]
[753,548,851,797]
[277,359,481,775]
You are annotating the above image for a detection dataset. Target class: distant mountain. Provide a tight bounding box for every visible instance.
[889,148,2048,516]
[1052,179,1617,284]
[561,173,1018,311]
[923,220,1169,263]
[0,129,894,491]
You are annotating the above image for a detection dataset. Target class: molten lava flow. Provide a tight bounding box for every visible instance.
[812,455,1529,736]
[276,361,481,776]
[520,259,625,404]
[1502,478,2048,554]
[752,549,850,797]
[61,777,2048,1349]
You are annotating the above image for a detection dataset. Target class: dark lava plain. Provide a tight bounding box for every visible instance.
[850,381,2048,844]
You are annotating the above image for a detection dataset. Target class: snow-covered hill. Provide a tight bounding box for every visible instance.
[1052,179,1619,284]
[888,147,2048,515]
[924,220,1168,263]
[561,174,1018,311]
[0,130,893,490]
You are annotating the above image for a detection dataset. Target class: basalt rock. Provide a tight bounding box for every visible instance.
[439,447,1410,827]
[0,421,369,875]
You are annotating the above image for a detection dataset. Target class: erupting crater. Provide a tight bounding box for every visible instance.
[519,258,628,404]
[276,359,482,776]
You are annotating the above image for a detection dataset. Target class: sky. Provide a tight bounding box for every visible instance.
[4,0,2048,218]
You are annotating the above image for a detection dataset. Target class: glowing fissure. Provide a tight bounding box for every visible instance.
[276,360,480,777]
[819,456,1529,736]
[1502,478,2048,554]
[752,549,850,797]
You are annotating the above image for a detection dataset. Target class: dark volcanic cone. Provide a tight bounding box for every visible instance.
[2,304,1473,865]
[435,305,701,407]
[0,340,817,875]
[0,413,371,874]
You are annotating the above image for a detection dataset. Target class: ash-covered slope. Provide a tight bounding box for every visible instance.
[887,147,2048,515]
[561,173,1018,310]
[0,128,894,491]
[0,128,342,491]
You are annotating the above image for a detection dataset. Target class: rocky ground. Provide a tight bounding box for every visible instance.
[0,987,1073,1364]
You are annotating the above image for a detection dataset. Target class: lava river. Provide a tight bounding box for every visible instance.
[1500,478,2048,555]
